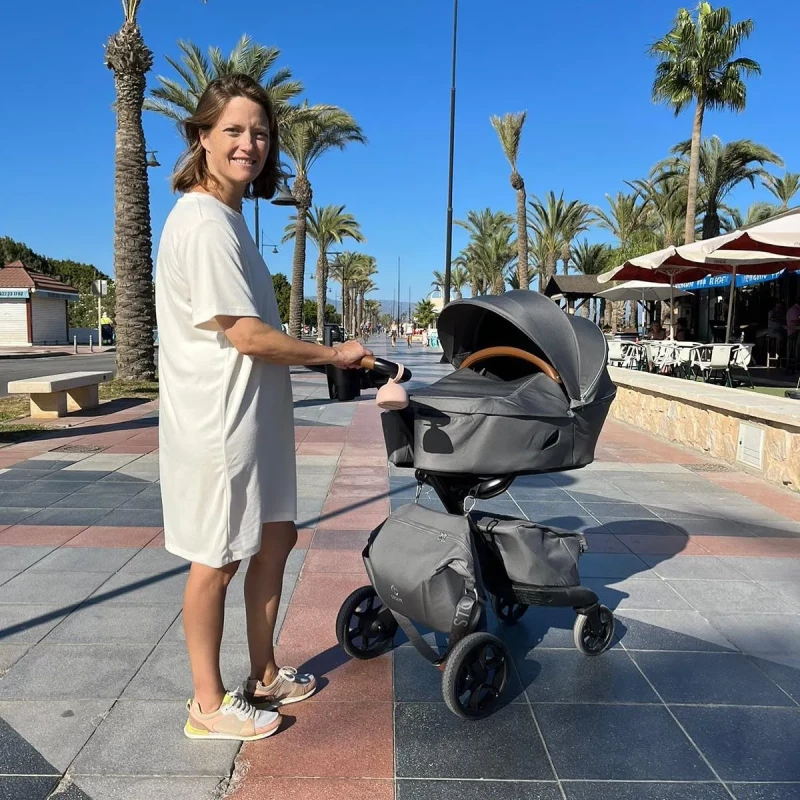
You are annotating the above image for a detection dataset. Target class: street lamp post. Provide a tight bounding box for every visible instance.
[254,162,300,249]
[443,0,458,307]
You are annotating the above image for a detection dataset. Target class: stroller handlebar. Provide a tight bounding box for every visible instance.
[360,356,412,383]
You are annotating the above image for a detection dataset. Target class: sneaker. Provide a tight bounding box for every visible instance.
[244,667,317,709]
[184,688,281,741]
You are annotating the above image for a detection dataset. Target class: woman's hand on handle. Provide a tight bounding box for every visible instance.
[332,340,372,369]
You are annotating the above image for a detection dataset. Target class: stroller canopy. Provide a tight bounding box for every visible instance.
[437,291,608,407]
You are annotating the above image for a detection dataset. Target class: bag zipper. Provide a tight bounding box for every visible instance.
[391,515,474,559]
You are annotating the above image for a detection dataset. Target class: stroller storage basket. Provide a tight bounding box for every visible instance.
[362,503,482,635]
[471,512,586,588]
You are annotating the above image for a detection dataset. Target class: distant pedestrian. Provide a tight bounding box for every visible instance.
[155,73,370,742]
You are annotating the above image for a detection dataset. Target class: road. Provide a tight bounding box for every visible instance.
[0,354,117,397]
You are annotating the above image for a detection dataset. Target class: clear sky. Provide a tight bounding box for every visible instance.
[1,0,797,307]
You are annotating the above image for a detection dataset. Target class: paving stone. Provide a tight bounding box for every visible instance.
[726,785,800,800]
[0,492,74,508]
[672,706,800,781]
[62,454,141,471]
[704,613,800,656]
[0,508,39,525]
[29,547,140,573]
[583,577,691,611]
[0,604,76,644]
[0,777,59,798]
[576,554,652,579]
[535,703,713,780]
[119,493,163,510]
[746,655,800,703]
[24,479,92,493]
[21,507,109,527]
[87,572,186,605]
[667,580,792,613]
[0,715,58,775]
[0,698,114,771]
[0,644,152,699]
[51,492,130,509]
[0,547,53,571]
[644,555,754,580]
[94,508,164,527]
[71,777,221,800]
[518,649,660,703]
[561,784,730,800]
[38,470,110,483]
[0,470,54,483]
[718,558,800,582]
[615,610,737,652]
[397,780,562,800]
[0,570,109,606]
[164,603,289,645]
[395,702,554,780]
[71,700,239,776]
[117,547,188,574]
[45,604,180,645]
[631,651,796,706]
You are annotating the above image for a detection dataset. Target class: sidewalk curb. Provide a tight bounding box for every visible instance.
[0,351,73,360]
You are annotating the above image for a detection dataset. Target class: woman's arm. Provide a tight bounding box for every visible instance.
[215,315,368,367]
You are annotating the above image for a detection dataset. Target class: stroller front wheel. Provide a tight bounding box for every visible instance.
[336,586,398,660]
[491,594,528,625]
[442,632,511,720]
[573,605,615,656]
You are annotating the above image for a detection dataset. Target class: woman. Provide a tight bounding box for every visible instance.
[155,74,370,741]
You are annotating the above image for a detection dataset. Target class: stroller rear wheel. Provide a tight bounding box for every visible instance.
[336,586,398,660]
[491,594,528,625]
[442,632,511,720]
[573,605,615,656]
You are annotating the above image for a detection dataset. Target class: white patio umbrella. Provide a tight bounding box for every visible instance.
[595,280,694,335]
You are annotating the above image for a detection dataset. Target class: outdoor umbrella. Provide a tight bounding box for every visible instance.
[595,280,693,335]
[695,207,800,258]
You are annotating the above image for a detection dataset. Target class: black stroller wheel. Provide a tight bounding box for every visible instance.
[336,586,397,660]
[491,595,528,625]
[442,632,510,720]
[573,605,615,656]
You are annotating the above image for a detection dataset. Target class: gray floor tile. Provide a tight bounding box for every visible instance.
[0,507,40,525]
[0,492,73,508]
[645,556,750,580]
[672,518,757,537]
[0,571,109,606]
[87,572,186,605]
[25,479,92,493]
[117,548,189,574]
[0,715,58,775]
[728,785,800,800]
[38,470,110,483]
[0,644,30,674]
[0,644,152,699]
[631,651,796,706]
[759,581,800,606]
[562,783,730,800]
[718,558,800,582]
[667,580,792,613]
[0,698,114,771]
[397,780,561,800]
[0,572,18,589]
[616,610,737,652]
[29,547,140,573]
[97,473,152,484]
[583,577,691,611]
[747,655,800,703]
[0,777,58,798]
[705,613,800,656]
[165,603,288,645]
[0,547,54,571]
[72,777,221,800]
[93,509,164,527]
[122,643,250,700]
[70,700,239,776]
[50,492,129,509]
[578,554,652,579]
[119,493,163,510]
[602,519,686,536]
[672,706,800,781]
[535,702,714,780]
[395,702,555,779]
[580,503,658,521]
[45,604,180,645]
[515,501,594,520]
[0,470,55,483]
[21,507,109,527]
[0,604,77,644]
[518,649,659,703]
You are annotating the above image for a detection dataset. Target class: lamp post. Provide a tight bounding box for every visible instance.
[146,150,160,168]
[259,231,280,256]
[442,0,458,307]
[254,162,300,249]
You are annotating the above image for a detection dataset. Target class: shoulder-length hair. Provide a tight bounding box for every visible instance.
[171,73,281,200]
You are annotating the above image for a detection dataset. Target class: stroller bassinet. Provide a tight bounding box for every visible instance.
[382,290,616,475]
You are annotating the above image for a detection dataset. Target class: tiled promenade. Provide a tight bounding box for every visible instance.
[0,342,798,799]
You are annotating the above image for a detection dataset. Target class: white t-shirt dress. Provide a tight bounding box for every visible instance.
[155,192,297,568]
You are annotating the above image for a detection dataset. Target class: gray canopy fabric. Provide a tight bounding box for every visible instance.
[436,290,608,407]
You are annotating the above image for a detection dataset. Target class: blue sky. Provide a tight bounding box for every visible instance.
[1,0,797,306]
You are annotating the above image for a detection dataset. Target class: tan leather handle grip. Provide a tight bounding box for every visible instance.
[459,346,561,383]
[361,355,376,370]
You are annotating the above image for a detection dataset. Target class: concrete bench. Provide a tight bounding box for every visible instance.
[7,372,113,419]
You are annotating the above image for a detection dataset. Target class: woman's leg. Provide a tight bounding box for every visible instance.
[183,560,240,712]
[245,520,298,684]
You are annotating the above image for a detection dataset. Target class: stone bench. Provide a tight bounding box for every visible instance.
[7,372,113,419]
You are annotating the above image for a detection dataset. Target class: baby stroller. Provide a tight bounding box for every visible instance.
[335,291,618,719]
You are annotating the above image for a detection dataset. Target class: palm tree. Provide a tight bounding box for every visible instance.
[283,204,363,341]
[329,251,366,335]
[559,200,594,275]
[455,209,516,295]
[649,3,761,243]
[629,174,687,247]
[145,35,302,126]
[572,239,614,324]
[763,171,800,209]
[451,265,469,300]
[281,105,366,338]
[658,136,783,238]
[722,200,778,232]
[104,0,163,380]
[594,191,651,254]
[490,112,529,289]
[415,299,437,329]
[363,298,381,332]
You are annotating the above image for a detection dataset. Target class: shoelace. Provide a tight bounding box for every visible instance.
[226,690,257,719]
[276,667,299,683]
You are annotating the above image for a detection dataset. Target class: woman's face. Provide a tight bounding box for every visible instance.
[200,96,271,192]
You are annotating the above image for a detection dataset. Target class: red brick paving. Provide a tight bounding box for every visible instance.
[0,525,84,546]
[227,778,394,800]
[63,526,162,548]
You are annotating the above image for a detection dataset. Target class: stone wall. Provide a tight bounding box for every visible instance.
[608,368,800,493]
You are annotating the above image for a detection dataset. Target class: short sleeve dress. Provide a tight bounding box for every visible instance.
[154,192,297,568]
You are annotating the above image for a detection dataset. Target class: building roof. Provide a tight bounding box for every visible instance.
[0,261,79,295]
[543,274,614,299]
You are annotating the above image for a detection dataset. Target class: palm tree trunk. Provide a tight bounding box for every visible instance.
[105,19,156,381]
[516,187,529,290]
[684,101,705,244]
[289,177,312,338]
[357,292,364,336]
[315,252,326,343]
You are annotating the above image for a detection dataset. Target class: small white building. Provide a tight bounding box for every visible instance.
[0,261,79,346]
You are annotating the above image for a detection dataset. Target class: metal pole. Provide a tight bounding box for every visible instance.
[254,198,260,251]
[97,295,102,349]
[397,256,401,326]
[725,266,738,343]
[443,0,458,307]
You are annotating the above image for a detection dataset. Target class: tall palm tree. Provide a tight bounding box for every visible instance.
[329,251,365,335]
[594,191,651,254]
[281,105,366,338]
[649,2,761,243]
[722,200,778,232]
[456,209,516,295]
[629,174,687,247]
[572,239,614,324]
[363,298,381,332]
[763,171,800,209]
[490,112,529,289]
[283,204,363,341]
[559,200,594,275]
[658,136,783,238]
[451,265,469,300]
[104,0,164,380]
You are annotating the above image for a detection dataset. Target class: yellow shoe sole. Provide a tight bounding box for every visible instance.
[184,720,280,741]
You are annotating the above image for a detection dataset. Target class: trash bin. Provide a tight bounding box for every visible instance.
[325,364,361,401]
[323,324,344,348]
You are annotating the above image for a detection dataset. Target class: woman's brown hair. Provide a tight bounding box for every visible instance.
[171,73,281,200]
